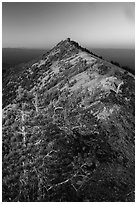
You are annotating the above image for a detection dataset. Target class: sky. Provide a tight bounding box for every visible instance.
[2,2,135,49]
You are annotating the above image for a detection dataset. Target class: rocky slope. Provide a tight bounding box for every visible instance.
[2,38,135,201]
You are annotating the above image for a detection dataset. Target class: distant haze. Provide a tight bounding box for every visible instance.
[2,48,135,73]
[2,48,45,66]
[92,48,135,72]
[3,2,135,49]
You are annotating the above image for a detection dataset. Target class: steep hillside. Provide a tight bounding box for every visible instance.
[2,38,135,202]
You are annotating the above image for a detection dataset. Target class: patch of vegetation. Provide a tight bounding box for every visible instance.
[98,64,110,75]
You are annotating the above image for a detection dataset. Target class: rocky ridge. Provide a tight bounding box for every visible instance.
[2,38,135,201]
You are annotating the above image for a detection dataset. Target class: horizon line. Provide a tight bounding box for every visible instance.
[2,47,135,50]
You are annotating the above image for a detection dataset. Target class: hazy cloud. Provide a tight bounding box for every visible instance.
[2,2,135,49]
[124,3,135,23]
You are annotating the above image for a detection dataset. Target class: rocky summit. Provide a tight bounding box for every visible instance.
[2,38,135,202]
